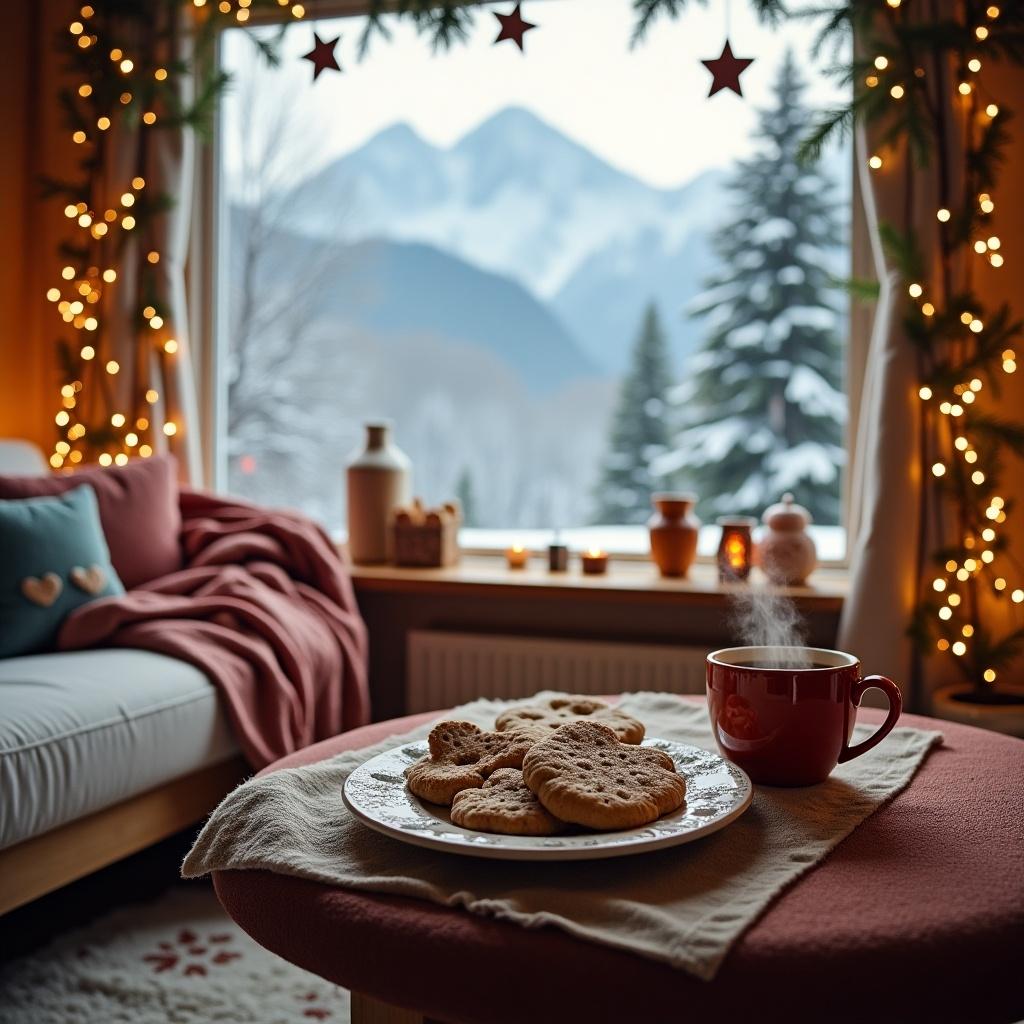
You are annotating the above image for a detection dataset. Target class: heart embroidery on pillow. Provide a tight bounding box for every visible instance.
[70,564,107,595]
[21,573,63,607]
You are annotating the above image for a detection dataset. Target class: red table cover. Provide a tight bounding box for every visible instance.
[213,701,1024,1024]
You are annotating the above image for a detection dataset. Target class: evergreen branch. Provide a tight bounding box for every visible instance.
[970,416,1024,459]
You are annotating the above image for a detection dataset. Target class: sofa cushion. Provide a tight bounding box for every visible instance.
[0,454,183,589]
[0,648,238,850]
[0,486,124,658]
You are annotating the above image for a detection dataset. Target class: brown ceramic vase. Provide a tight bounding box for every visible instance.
[648,493,700,578]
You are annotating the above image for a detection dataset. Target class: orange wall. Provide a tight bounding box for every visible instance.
[0,0,75,452]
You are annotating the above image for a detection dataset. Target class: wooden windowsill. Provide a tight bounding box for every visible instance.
[350,556,847,611]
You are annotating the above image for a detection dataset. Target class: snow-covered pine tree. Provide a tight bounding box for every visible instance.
[592,302,675,524]
[659,50,846,525]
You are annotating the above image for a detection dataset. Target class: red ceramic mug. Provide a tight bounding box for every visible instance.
[706,646,903,786]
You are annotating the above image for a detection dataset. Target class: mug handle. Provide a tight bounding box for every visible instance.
[837,675,903,764]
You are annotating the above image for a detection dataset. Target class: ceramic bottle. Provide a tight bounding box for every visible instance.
[648,493,701,578]
[346,423,411,564]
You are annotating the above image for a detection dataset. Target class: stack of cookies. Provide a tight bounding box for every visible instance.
[405,697,687,836]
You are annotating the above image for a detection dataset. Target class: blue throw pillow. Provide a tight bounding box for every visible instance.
[0,485,124,658]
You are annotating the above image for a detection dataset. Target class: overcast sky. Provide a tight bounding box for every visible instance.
[221,0,848,191]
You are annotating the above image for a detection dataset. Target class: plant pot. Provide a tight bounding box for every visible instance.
[648,493,700,578]
[931,683,1024,738]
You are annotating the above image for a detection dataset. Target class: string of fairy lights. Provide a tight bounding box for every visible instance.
[866,0,1022,684]
[47,0,305,472]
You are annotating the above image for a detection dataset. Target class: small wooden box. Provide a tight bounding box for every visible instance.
[390,501,461,568]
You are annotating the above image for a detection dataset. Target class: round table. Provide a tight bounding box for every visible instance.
[213,700,1024,1024]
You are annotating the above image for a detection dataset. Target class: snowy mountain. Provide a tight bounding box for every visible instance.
[285,107,733,373]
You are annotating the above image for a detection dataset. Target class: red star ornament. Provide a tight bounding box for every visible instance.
[701,40,754,98]
[494,4,536,52]
[302,33,342,82]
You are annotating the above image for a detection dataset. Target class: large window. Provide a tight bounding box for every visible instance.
[216,2,851,555]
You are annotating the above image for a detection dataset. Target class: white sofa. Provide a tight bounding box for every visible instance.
[0,441,244,914]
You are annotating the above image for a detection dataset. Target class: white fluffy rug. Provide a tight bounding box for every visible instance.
[0,884,350,1023]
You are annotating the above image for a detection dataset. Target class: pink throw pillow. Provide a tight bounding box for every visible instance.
[0,455,182,589]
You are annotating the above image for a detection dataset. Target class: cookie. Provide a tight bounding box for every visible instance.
[496,695,646,745]
[522,721,686,830]
[406,720,537,806]
[450,768,566,836]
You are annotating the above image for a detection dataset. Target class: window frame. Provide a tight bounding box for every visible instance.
[189,1,870,569]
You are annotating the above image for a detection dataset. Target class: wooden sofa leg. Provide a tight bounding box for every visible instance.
[350,991,426,1024]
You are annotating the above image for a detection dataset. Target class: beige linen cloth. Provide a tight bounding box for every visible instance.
[183,692,941,981]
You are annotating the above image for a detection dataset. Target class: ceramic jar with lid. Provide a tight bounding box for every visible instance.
[758,493,816,586]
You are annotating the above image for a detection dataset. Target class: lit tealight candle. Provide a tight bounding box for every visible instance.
[506,544,529,570]
[581,547,609,575]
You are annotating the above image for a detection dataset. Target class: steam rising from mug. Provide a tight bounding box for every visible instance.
[729,586,812,668]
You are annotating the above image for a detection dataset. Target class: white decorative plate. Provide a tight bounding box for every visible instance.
[342,738,753,861]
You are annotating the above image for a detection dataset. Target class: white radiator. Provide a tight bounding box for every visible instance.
[406,630,709,713]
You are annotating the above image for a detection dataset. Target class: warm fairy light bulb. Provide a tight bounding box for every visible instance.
[147,251,160,264]
[62,266,75,280]
[954,436,969,450]
[950,404,964,416]
[106,360,119,374]
[49,454,64,469]
[991,254,1005,267]
[83,316,97,331]
[970,378,983,392]
[964,558,978,572]
[120,59,134,73]
[1012,590,1024,603]
[111,412,125,428]
[937,208,951,222]
[292,3,305,16]
[987,4,1000,16]
[957,568,970,582]
[97,116,110,130]
[55,441,70,456]
[60,385,75,399]
[139,444,153,457]
[908,283,923,297]
[136,417,149,430]
[918,386,933,400]
[933,578,947,592]
[866,75,879,88]
[972,470,985,485]
[982,527,995,542]
[939,401,952,414]
[958,82,972,96]
[932,462,946,477]
[975,240,988,254]
[981,550,994,564]
[163,339,178,354]
[98,453,113,467]
[64,204,77,218]
[114,453,129,466]
[142,111,157,125]
[952,641,967,656]
[939,607,952,620]
[976,26,989,40]
[965,450,978,463]
[73,131,87,145]
[980,196,995,213]
[132,176,145,189]
[968,58,981,72]
[149,315,164,330]
[937,639,950,651]
[122,215,136,230]
[962,391,975,405]
[869,155,883,170]
[987,237,1001,250]
[55,411,70,426]
[962,624,975,638]
[77,213,91,227]
[1003,357,1017,373]
[874,56,889,70]
[984,669,997,683]
[47,287,60,302]
[121,193,135,206]
[986,104,999,118]
[125,433,138,447]
[948,594,961,607]
[146,389,159,403]
[163,421,178,437]
[79,83,92,97]
[922,302,935,316]
[890,85,905,99]
[236,9,250,20]
[155,68,168,81]
[143,305,156,319]
[103,268,116,282]
[80,345,95,360]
